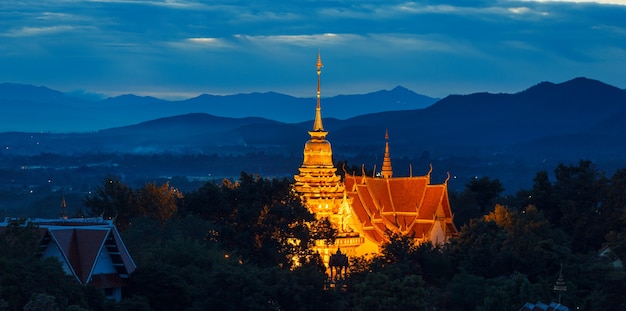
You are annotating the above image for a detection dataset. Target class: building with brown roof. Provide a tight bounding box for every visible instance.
[294,53,457,261]
[344,133,458,246]
[0,217,136,302]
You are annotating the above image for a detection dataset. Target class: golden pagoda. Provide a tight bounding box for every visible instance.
[293,52,344,218]
[294,53,376,264]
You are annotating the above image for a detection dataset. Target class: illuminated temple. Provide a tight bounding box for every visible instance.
[293,53,378,262]
[294,53,458,262]
[344,134,459,246]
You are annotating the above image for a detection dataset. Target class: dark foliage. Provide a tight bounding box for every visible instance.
[180,172,334,269]
[4,160,626,310]
[0,219,109,310]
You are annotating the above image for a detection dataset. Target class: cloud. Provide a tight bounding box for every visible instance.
[170,37,234,50]
[234,33,350,47]
[83,0,208,9]
[0,0,625,104]
[318,2,547,21]
[520,0,626,6]
[2,25,83,37]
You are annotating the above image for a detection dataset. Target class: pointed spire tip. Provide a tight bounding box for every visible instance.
[316,50,323,69]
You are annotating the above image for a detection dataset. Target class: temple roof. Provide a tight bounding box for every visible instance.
[344,172,458,245]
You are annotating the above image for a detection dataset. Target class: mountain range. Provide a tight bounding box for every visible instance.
[1,77,625,192]
[0,83,437,133]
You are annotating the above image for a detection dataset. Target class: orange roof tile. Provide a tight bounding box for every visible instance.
[365,179,393,214]
[388,177,428,213]
[419,186,443,220]
[349,193,373,228]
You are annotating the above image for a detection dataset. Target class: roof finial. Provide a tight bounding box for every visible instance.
[313,50,324,131]
[381,129,393,178]
[427,164,433,183]
[60,194,68,220]
[361,164,366,184]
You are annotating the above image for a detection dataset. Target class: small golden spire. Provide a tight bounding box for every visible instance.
[313,51,324,131]
[60,194,68,220]
[381,129,393,178]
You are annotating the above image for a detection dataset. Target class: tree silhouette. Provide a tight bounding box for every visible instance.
[83,175,135,229]
[465,176,504,212]
[181,172,334,269]
[135,181,182,224]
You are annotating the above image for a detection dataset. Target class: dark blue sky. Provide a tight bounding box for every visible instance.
[1,0,625,99]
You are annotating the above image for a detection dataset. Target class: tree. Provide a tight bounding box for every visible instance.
[23,293,59,311]
[0,218,40,258]
[485,204,565,281]
[84,177,185,230]
[465,176,505,212]
[135,181,182,224]
[529,170,558,223]
[83,175,136,230]
[350,272,429,311]
[0,255,98,310]
[601,167,626,259]
[449,219,509,278]
[180,172,334,269]
[553,160,605,253]
[122,215,340,310]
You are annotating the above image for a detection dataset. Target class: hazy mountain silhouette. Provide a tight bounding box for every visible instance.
[1,77,625,192]
[328,77,626,147]
[3,76,624,158]
[0,83,437,132]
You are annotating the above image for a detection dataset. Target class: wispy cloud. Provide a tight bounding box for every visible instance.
[234,33,349,47]
[3,25,83,37]
[170,37,234,50]
[0,0,625,100]
[520,0,626,6]
[83,0,208,9]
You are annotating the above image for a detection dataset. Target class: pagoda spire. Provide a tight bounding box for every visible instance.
[60,194,68,220]
[381,129,393,178]
[313,51,324,131]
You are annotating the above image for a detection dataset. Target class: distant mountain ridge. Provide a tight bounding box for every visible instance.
[1,77,625,192]
[0,83,438,132]
[2,77,624,159]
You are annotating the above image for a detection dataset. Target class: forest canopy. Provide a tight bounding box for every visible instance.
[1,161,625,310]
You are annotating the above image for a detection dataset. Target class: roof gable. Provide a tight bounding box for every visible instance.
[108,226,137,276]
[50,228,109,284]
[1,218,137,292]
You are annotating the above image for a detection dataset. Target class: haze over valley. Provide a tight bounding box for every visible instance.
[1,76,625,216]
